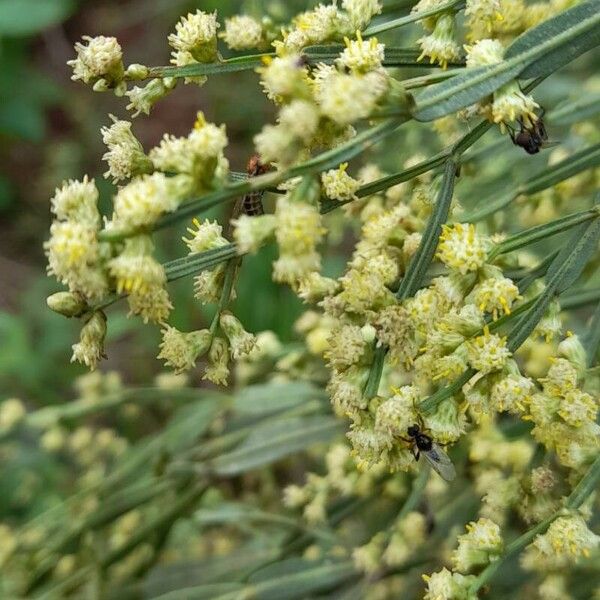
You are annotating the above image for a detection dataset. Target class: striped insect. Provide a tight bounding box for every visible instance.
[238,154,269,217]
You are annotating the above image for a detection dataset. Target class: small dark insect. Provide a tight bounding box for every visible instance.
[508,107,552,155]
[404,423,456,482]
[240,154,270,216]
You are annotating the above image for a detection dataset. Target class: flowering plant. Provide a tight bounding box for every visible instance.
[2,0,600,597]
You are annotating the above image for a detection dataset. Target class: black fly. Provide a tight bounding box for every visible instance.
[507,107,555,155]
[404,423,456,482]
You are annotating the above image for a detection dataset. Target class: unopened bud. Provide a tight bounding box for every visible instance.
[125,63,149,80]
[47,292,88,318]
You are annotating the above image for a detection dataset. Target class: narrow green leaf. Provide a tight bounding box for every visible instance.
[520,143,600,196]
[213,560,356,600]
[506,0,600,79]
[150,583,244,600]
[412,63,522,121]
[467,144,600,222]
[490,207,599,258]
[303,45,463,67]
[566,453,600,510]
[560,286,600,311]
[413,0,600,121]
[583,301,600,367]
[545,218,600,293]
[363,343,386,399]
[211,416,343,475]
[508,217,600,350]
[148,54,269,78]
[232,382,327,416]
[164,245,239,281]
[396,159,457,299]
[551,91,600,125]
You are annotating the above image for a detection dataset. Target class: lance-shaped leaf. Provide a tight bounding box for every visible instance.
[466,143,600,221]
[505,0,600,79]
[210,416,343,476]
[413,0,600,120]
[233,381,327,416]
[508,216,600,351]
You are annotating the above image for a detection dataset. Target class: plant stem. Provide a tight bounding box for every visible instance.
[210,257,240,334]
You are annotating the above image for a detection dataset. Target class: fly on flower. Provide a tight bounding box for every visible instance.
[405,423,456,482]
[507,107,558,155]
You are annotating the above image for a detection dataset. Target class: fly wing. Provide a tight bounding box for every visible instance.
[423,443,456,482]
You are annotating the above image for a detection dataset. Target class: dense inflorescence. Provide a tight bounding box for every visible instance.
[29,0,600,598]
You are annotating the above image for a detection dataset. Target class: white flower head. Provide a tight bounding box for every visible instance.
[423,567,476,600]
[203,336,230,385]
[493,80,540,127]
[254,124,299,166]
[258,54,309,102]
[68,36,124,86]
[452,518,504,572]
[465,38,504,67]
[278,100,320,142]
[126,77,177,117]
[71,311,107,370]
[101,116,151,182]
[220,312,257,359]
[375,385,420,436]
[0,398,26,431]
[194,264,226,305]
[321,163,361,201]
[319,70,388,125]
[168,10,219,62]
[50,175,100,226]
[158,327,212,373]
[522,515,600,570]
[342,0,383,31]
[112,172,178,229]
[466,328,511,374]
[183,218,228,254]
[108,235,166,296]
[232,214,277,254]
[418,14,462,70]
[220,15,264,50]
[437,223,491,274]
[338,33,385,73]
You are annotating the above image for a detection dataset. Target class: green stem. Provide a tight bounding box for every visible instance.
[140,46,460,82]
[210,258,240,334]
[397,159,457,300]
[364,159,457,400]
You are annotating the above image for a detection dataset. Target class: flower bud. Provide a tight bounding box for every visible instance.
[203,337,230,385]
[158,327,212,373]
[47,292,88,318]
[0,398,26,431]
[557,334,587,374]
[220,313,257,359]
[71,311,107,370]
[125,63,149,80]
